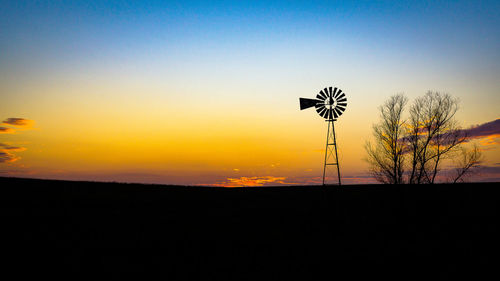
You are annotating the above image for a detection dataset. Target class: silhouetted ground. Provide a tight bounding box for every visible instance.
[1,177,498,280]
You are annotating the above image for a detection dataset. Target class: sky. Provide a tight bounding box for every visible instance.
[1,0,499,186]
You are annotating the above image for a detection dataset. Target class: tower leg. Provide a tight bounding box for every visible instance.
[322,119,341,186]
[322,121,330,185]
[332,121,341,185]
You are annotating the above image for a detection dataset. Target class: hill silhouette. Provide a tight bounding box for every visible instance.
[1,177,498,280]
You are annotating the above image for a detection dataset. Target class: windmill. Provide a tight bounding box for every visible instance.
[299,87,347,185]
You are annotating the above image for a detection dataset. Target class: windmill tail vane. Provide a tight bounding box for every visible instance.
[299,86,347,186]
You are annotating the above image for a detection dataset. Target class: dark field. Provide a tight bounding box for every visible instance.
[1,177,498,280]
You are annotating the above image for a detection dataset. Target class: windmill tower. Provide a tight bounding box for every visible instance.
[299,87,347,185]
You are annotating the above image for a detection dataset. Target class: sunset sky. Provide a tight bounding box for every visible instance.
[1,1,499,186]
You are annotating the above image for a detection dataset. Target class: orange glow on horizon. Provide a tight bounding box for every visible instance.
[209,176,292,187]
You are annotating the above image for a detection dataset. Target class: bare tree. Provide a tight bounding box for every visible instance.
[408,92,466,184]
[452,143,483,183]
[407,97,424,184]
[365,94,408,184]
[367,91,480,184]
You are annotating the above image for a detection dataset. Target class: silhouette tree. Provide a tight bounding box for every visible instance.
[365,94,407,184]
[366,91,482,184]
[408,91,466,184]
[452,143,482,183]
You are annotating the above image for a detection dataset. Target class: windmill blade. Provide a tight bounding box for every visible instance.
[317,89,327,100]
[337,102,347,107]
[336,93,345,100]
[336,105,346,112]
[321,108,330,118]
[316,94,326,101]
[299,98,322,110]
[328,87,333,96]
[332,108,338,119]
[336,97,347,103]
[334,107,342,117]
[323,108,329,119]
[317,106,327,117]
[324,88,330,98]
[322,108,330,118]
[334,89,342,99]
[316,103,326,111]
[315,103,325,110]
[333,87,338,97]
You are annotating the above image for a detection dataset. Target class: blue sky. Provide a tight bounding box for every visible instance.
[2,1,499,70]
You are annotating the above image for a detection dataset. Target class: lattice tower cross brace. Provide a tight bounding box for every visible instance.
[323,113,341,186]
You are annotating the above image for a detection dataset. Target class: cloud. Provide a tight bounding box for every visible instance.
[0,143,26,152]
[341,174,379,184]
[0,151,20,163]
[463,119,500,138]
[0,127,15,134]
[210,176,296,187]
[462,119,500,145]
[2,118,34,127]
[0,118,32,163]
[476,165,500,174]
[303,173,377,185]
[399,119,500,148]
[210,173,379,187]
[447,165,500,183]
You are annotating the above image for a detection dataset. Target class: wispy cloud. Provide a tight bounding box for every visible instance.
[210,176,296,187]
[464,119,500,138]
[0,151,20,163]
[0,117,33,163]
[399,119,500,149]
[463,119,500,146]
[441,164,500,183]
[1,117,35,134]
[2,118,34,127]
[0,143,26,152]
[0,127,15,134]
[341,175,378,184]
[210,173,378,187]
[0,143,26,163]
[288,172,377,185]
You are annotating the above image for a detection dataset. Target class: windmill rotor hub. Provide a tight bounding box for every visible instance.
[326,97,336,107]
